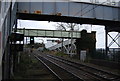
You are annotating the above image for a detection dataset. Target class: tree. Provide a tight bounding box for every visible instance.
[55,22,80,31]
[55,22,80,55]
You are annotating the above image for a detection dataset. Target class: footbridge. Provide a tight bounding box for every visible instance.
[48,39,77,55]
[17,28,81,38]
[48,30,96,55]
[17,1,120,28]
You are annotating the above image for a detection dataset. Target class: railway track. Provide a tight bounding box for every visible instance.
[34,55,83,81]
[36,54,105,81]
[46,54,120,81]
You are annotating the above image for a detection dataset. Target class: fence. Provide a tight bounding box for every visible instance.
[95,48,120,62]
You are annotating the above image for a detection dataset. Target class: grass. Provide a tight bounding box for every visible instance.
[13,50,59,80]
[14,51,43,79]
[55,51,69,58]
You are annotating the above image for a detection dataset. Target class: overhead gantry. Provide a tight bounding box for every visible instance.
[17,1,120,27]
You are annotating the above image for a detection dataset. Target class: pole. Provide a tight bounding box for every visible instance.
[105,26,108,58]
[70,28,73,57]
[61,38,63,52]
[26,37,27,44]
[23,28,25,45]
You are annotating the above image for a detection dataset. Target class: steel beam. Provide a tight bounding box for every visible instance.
[17,2,120,27]
[105,26,108,56]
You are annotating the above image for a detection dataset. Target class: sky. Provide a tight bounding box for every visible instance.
[17,20,119,49]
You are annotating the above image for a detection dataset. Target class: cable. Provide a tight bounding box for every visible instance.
[73,4,90,16]
[81,1,108,16]
[73,0,111,17]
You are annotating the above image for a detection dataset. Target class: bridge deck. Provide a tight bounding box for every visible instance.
[17,2,120,27]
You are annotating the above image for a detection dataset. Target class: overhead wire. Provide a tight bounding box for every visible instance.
[73,4,91,16]
[73,0,114,17]
[80,1,107,16]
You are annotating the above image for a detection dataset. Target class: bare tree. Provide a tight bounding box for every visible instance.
[55,22,80,55]
[55,22,80,31]
[55,22,67,31]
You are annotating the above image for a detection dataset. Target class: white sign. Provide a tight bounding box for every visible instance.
[80,50,86,62]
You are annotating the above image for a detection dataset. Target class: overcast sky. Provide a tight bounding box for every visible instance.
[17,20,119,48]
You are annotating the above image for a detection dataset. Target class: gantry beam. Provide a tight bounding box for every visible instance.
[17,2,120,28]
[17,13,120,27]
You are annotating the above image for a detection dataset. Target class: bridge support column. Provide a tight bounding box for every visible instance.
[105,26,120,60]
[75,30,96,60]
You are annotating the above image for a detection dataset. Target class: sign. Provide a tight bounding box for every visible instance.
[30,37,34,44]
[80,50,86,62]
[10,33,24,41]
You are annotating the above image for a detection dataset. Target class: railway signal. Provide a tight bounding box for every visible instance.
[30,37,34,44]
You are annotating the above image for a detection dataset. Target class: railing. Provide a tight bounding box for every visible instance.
[95,48,120,62]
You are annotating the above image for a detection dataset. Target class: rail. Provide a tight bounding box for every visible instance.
[47,54,120,81]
